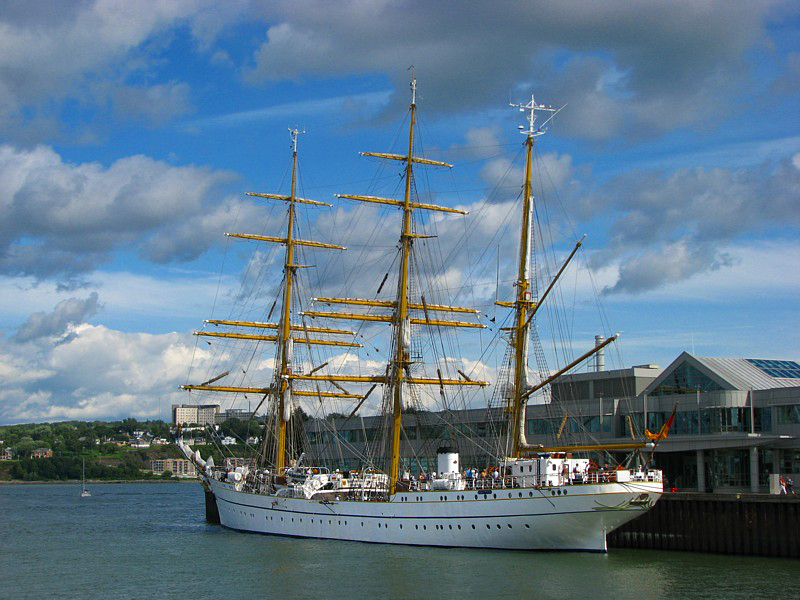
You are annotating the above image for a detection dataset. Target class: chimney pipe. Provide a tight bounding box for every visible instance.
[595,335,605,372]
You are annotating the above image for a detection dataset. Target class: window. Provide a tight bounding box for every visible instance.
[777,405,800,425]
[651,362,725,396]
[746,359,800,379]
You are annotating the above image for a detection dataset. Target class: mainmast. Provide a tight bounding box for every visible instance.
[314,77,488,494]
[274,128,301,472]
[388,77,419,493]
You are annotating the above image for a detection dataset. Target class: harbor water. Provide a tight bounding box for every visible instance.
[0,483,795,599]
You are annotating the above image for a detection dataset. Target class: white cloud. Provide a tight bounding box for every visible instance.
[0,1,245,130]
[0,323,196,422]
[0,144,237,279]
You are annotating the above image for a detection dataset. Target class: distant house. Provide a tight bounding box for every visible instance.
[129,439,150,448]
[31,448,52,459]
[1,447,14,460]
[221,436,237,446]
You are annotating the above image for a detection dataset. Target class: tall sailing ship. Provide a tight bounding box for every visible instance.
[179,79,662,551]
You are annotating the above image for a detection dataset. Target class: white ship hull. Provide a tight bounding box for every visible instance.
[205,476,661,552]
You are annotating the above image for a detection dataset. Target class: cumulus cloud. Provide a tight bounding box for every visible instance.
[0,322,204,423]
[590,156,800,294]
[0,144,238,279]
[13,292,101,343]
[243,0,775,139]
[0,1,248,135]
[0,0,791,145]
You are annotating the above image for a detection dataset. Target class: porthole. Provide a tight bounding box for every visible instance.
[525,524,530,529]
[496,524,501,529]
[507,524,512,529]
[449,525,453,530]
[415,525,419,530]
[486,524,491,529]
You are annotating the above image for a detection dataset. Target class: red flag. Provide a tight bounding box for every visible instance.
[646,405,677,441]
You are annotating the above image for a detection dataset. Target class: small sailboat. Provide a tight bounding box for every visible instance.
[81,457,91,497]
[179,77,663,551]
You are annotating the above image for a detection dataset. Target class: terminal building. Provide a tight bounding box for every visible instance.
[303,352,800,494]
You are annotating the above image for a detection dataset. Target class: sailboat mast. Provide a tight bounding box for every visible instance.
[276,128,302,473]
[389,79,417,494]
[509,131,535,458]
[508,96,557,458]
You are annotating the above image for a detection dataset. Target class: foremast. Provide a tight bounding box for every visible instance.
[182,129,356,473]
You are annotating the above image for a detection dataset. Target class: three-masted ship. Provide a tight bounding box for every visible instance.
[179,79,663,551]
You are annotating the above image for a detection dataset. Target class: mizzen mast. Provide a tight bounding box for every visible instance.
[507,96,556,459]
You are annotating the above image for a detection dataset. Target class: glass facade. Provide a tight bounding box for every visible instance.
[651,362,725,396]
[625,407,772,437]
[777,405,800,425]
[710,449,749,488]
[781,450,800,476]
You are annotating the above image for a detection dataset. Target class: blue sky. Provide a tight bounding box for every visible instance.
[0,1,798,424]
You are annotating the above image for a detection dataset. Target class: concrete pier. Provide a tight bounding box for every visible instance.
[608,492,800,557]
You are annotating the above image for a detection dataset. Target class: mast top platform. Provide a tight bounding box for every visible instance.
[510,95,559,139]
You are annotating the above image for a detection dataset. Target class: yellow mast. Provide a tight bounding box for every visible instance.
[273,128,304,473]
[388,77,418,494]
[508,121,535,458]
[506,98,626,456]
[182,128,349,470]
[333,77,487,494]
[508,97,556,458]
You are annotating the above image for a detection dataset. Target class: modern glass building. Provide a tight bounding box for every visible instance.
[303,352,800,493]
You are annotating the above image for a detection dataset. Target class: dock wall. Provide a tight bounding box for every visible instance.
[608,492,799,557]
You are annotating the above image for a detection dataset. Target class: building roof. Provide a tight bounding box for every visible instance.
[646,351,800,394]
